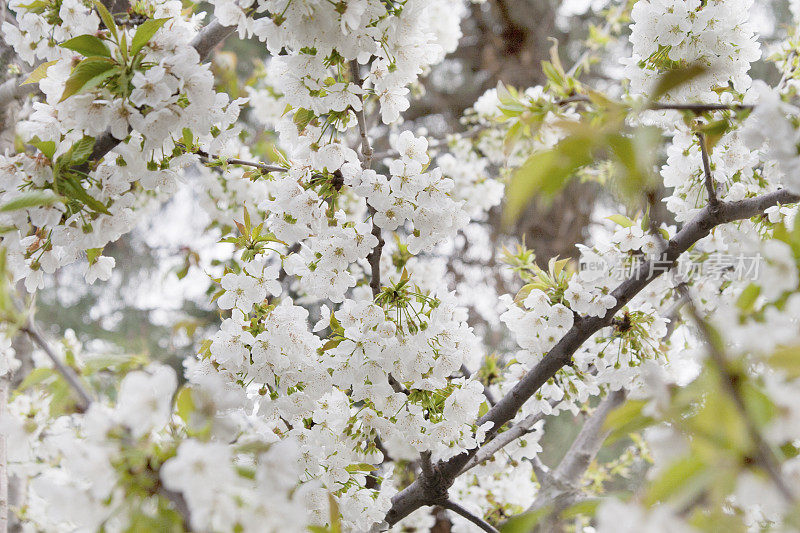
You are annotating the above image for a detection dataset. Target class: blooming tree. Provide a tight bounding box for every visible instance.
[2,0,800,531]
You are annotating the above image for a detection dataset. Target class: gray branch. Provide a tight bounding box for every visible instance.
[21,323,92,412]
[527,390,626,514]
[441,499,499,533]
[382,188,800,526]
[0,74,38,112]
[680,285,796,504]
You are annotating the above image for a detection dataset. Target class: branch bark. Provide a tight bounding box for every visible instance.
[441,499,499,533]
[0,74,38,113]
[527,390,626,514]
[348,60,384,299]
[697,132,718,208]
[21,323,92,412]
[382,188,800,526]
[679,285,796,504]
[0,377,7,533]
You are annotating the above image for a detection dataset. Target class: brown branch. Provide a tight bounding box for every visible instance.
[194,148,287,174]
[528,390,626,513]
[0,73,38,111]
[348,60,384,299]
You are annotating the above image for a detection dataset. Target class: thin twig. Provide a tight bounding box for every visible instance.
[440,499,499,533]
[348,60,384,299]
[696,132,718,208]
[349,61,374,167]
[21,324,92,412]
[679,285,796,504]
[460,406,549,474]
[556,94,754,113]
[460,364,496,406]
[193,148,287,174]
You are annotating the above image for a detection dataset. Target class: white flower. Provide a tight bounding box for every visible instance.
[394,130,429,164]
[115,364,177,438]
[84,256,115,284]
[217,272,266,311]
[130,66,174,108]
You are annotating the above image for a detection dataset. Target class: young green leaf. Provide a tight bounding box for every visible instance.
[20,60,58,85]
[130,18,169,56]
[59,57,116,102]
[30,137,56,159]
[606,214,635,228]
[650,63,707,102]
[0,192,64,213]
[503,134,595,226]
[60,34,112,58]
[93,0,118,41]
[60,174,111,215]
[64,136,97,166]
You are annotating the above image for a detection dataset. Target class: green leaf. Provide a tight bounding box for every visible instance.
[650,63,707,102]
[21,60,58,85]
[60,174,110,214]
[503,135,594,226]
[93,0,118,41]
[768,346,800,379]
[15,367,54,392]
[603,398,654,444]
[559,498,601,519]
[645,455,708,506]
[321,339,342,352]
[500,506,551,533]
[131,18,169,56]
[30,137,56,158]
[736,283,761,312]
[606,128,660,201]
[327,493,341,533]
[0,192,64,212]
[60,34,111,58]
[606,214,635,228]
[293,108,315,132]
[59,57,116,102]
[175,386,194,423]
[64,136,97,166]
[345,463,377,473]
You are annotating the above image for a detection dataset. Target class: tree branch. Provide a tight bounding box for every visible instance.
[679,285,796,504]
[20,323,92,412]
[557,94,754,113]
[440,499,499,533]
[193,147,287,174]
[0,376,8,533]
[348,60,384,299]
[696,132,718,208]
[0,74,38,111]
[190,19,235,63]
[382,188,800,526]
[528,390,626,513]
[459,402,552,474]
